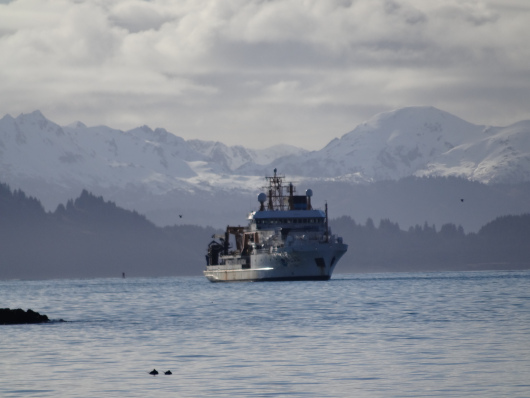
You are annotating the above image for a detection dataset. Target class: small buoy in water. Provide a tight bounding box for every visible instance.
[165,370,172,375]
[149,369,158,375]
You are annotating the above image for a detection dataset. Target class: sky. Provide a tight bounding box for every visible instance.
[1,0,529,150]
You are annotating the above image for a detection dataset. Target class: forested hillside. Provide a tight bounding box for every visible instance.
[332,215,530,273]
[1,182,529,279]
[0,183,219,279]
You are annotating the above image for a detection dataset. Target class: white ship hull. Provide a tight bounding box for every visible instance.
[204,241,347,282]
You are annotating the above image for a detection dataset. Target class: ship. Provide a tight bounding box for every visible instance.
[204,169,348,282]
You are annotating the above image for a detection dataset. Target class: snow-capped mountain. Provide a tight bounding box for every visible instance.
[1,111,192,191]
[248,106,530,184]
[0,111,302,194]
[2,106,530,229]
[187,140,308,172]
[417,120,530,183]
[0,110,306,226]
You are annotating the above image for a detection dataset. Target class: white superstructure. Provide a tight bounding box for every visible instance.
[204,170,348,282]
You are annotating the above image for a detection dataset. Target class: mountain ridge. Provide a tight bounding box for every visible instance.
[2,106,530,229]
[246,106,530,183]
[4,106,530,187]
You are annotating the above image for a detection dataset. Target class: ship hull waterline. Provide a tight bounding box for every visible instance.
[204,273,332,282]
[204,244,347,282]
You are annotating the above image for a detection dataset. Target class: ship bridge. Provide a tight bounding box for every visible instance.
[249,209,326,229]
[250,169,329,234]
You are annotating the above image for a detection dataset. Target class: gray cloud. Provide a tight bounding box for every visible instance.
[0,0,529,149]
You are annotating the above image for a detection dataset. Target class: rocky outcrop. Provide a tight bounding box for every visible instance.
[0,308,50,325]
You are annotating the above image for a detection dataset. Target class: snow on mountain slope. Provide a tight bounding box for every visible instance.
[3,106,530,213]
[186,140,256,172]
[0,110,302,211]
[0,111,86,182]
[0,111,197,195]
[3,107,530,229]
[266,107,487,180]
[419,121,530,183]
[187,140,308,172]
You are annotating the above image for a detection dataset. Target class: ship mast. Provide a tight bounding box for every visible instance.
[265,168,292,211]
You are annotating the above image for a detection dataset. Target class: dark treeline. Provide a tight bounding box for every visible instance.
[312,176,530,233]
[331,215,530,273]
[1,182,529,279]
[0,182,220,279]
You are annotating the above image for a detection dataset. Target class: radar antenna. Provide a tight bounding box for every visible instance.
[264,169,293,211]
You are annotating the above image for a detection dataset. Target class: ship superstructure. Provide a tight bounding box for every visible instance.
[204,169,348,282]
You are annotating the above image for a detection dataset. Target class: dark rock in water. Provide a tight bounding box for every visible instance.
[165,370,172,375]
[0,308,50,325]
[149,369,158,375]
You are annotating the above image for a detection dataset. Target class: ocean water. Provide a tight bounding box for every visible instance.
[1,271,529,397]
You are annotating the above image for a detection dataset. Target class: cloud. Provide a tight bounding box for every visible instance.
[109,1,175,33]
[1,0,529,149]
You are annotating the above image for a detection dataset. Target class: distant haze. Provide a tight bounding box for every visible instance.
[2,106,530,232]
[1,0,530,149]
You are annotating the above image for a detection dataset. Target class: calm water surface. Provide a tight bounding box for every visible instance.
[1,271,529,397]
